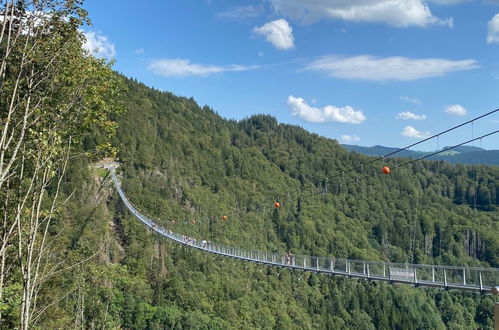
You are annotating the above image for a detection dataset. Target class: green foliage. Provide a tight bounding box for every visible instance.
[0,2,125,328]
[27,77,499,328]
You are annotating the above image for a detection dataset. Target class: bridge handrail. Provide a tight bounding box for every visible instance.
[110,170,499,293]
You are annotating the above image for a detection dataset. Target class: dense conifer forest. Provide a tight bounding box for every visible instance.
[7,76,493,328]
[2,1,498,329]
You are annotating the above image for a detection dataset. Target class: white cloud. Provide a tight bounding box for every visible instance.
[305,55,479,81]
[148,58,258,77]
[217,5,260,19]
[400,96,421,104]
[340,134,361,143]
[401,126,432,138]
[267,0,453,27]
[487,13,499,44]
[444,104,468,116]
[82,31,116,60]
[287,95,366,124]
[0,11,53,35]
[135,48,145,54]
[253,19,295,50]
[396,111,427,120]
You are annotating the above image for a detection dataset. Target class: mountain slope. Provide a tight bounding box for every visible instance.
[342,144,499,166]
[35,76,498,328]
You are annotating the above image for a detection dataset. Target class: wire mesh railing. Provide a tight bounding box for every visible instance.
[110,170,499,293]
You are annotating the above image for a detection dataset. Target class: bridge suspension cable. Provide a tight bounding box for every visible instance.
[276,108,499,203]
[108,169,499,294]
[277,108,499,203]
[275,129,499,206]
[104,116,499,294]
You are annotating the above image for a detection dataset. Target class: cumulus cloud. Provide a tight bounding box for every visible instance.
[287,95,366,124]
[340,134,361,143]
[82,31,116,60]
[217,5,260,19]
[396,111,427,120]
[444,104,468,116]
[254,19,295,50]
[487,13,499,44]
[400,96,421,104]
[401,126,432,138]
[148,59,258,77]
[305,55,479,81]
[267,0,453,27]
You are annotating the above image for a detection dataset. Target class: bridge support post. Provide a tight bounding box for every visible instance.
[479,272,483,291]
[347,262,351,276]
[330,259,334,272]
[463,268,466,286]
[383,265,386,277]
[495,302,498,330]
[432,267,435,282]
[367,264,370,279]
[492,287,499,330]
[304,258,306,269]
[363,262,366,275]
[444,269,448,288]
[388,266,391,282]
[414,268,418,285]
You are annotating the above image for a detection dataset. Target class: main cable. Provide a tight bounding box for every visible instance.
[115,112,499,225]
[276,129,499,207]
[277,108,499,202]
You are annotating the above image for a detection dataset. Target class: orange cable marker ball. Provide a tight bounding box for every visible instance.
[222,215,227,221]
[274,202,281,208]
[382,166,391,175]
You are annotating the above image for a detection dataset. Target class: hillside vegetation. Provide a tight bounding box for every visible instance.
[342,144,499,166]
[3,76,498,328]
[55,77,498,329]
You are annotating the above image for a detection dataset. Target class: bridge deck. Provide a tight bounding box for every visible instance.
[110,171,498,293]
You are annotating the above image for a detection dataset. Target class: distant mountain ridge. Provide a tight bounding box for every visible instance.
[341,144,499,166]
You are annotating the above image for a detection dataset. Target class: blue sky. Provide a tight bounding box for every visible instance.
[82,0,499,150]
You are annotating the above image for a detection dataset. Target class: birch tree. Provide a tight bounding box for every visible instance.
[0,1,123,328]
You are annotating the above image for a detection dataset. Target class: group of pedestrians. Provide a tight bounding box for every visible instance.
[148,219,212,250]
[149,218,298,267]
[284,251,295,266]
[182,235,197,245]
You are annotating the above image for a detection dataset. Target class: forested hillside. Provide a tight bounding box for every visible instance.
[342,144,499,166]
[3,75,498,328]
[40,77,497,329]
[1,0,498,328]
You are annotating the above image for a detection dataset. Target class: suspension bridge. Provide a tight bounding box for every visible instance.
[109,169,499,294]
